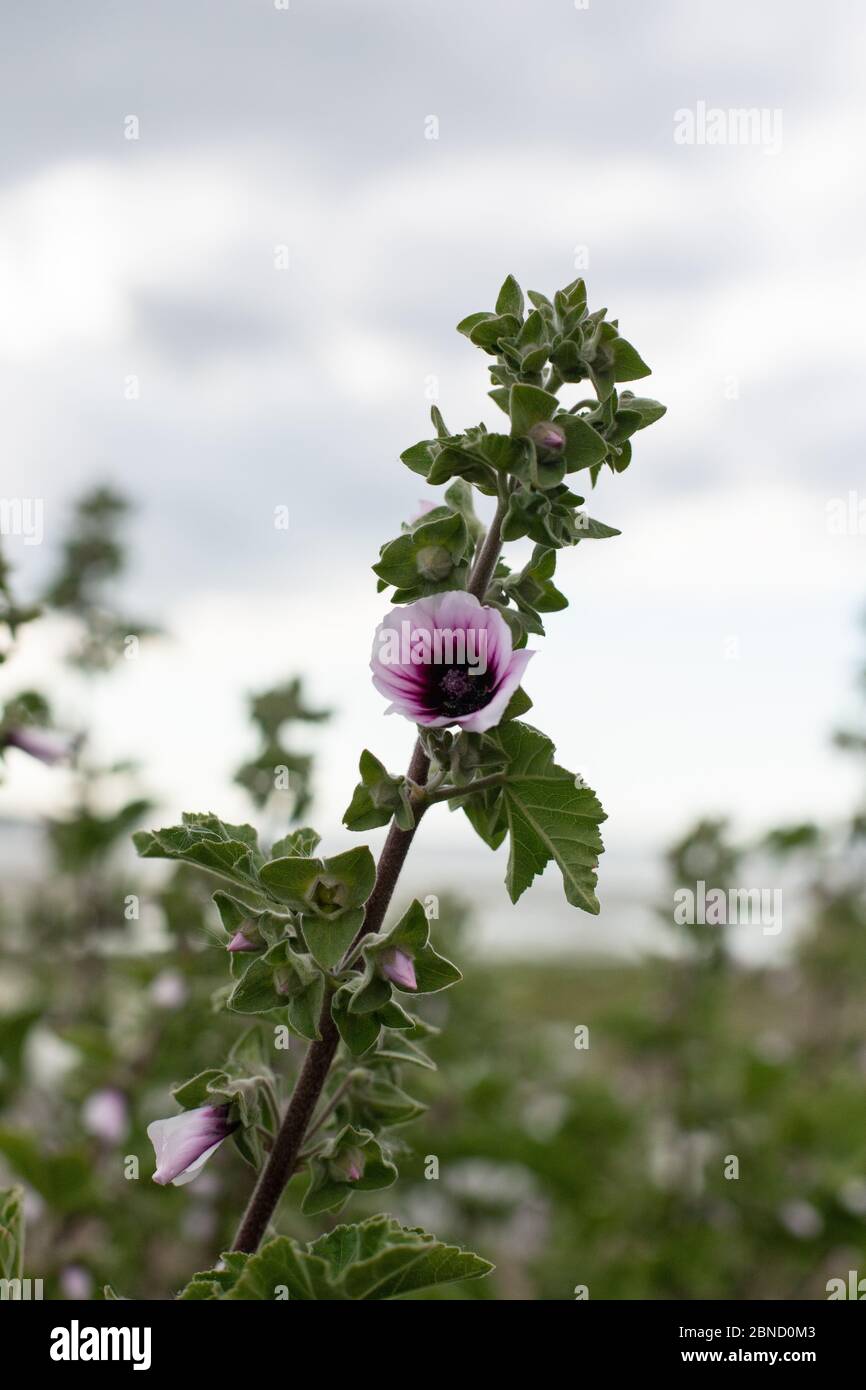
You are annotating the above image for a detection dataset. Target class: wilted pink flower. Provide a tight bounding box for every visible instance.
[147,1103,235,1186]
[82,1087,128,1144]
[3,726,76,766]
[381,947,417,991]
[371,590,533,733]
[410,499,437,523]
[226,929,257,952]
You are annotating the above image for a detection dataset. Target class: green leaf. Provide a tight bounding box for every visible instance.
[469,313,521,352]
[270,826,321,858]
[227,941,320,1021]
[332,979,384,1055]
[343,750,415,833]
[501,686,533,722]
[302,1126,397,1215]
[559,414,607,472]
[133,813,263,889]
[217,1217,492,1300]
[300,907,365,973]
[331,978,415,1056]
[399,438,436,478]
[612,336,651,382]
[373,510,469,596]
[259,846,375,918]
[347,1074,427,1129]
[257,854,320,908]
[508,383,559,437]
[456,310,494,339]
[371,1031,437,1070]
[171,1068,229,1109]
[495,274,524,319]
[178,1252,250,1300]
[0,1186,24,1282]
[171,1032,279,1144]
[332,1217,493,1299]
[469,721,606,913]
[616,392,666,429]
[177,1279,224,1300]
[573,513,621,541]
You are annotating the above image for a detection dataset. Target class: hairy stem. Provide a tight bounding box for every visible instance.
[230,502,506,1255]
[424,771,507,805]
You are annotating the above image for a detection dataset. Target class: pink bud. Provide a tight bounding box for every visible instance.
[334,1147,365,1182]
[380,947,417,991]
[529,421,566,453]
[147,1103,235,1186]
[227,930,257,952]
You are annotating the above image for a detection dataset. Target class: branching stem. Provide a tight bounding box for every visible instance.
[230,500,507,1255]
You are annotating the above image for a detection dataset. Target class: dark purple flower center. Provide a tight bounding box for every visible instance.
[431,662,494,717]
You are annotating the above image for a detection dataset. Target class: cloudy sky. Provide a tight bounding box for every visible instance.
[1,0,864,946]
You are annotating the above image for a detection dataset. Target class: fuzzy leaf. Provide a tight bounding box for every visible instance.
[470,721,606,912]
[216,1217,492,1300]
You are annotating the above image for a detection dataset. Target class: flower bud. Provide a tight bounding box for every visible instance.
[380,946,417,991]
[528,421,566,453]
[311,876,348,915]
[416,544,454,582]
[147,1103,235,1186]
[333,1147,365,1182]
[226,929,258,952]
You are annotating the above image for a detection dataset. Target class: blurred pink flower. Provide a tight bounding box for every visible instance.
[149,969,187,1010]
[82,1087,128,1144]
[4,726,76,766]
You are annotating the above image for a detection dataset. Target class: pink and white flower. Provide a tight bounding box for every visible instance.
[370,590,533,734]
[147,1103,236,1187]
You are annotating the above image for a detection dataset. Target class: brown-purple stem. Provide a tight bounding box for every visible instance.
[230,496,507,1254]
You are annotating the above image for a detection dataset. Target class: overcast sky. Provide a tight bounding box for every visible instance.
[1,0,865,940]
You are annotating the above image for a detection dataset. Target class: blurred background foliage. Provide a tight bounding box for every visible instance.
[0,491,865,1300]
